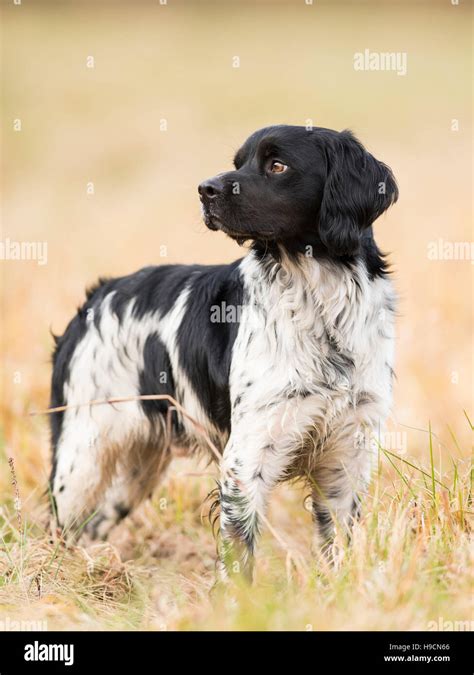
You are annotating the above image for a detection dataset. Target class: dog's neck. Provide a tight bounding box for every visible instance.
[247,243,366,296]
[249,227,388,280]
[240,243,390,358]
[243,245,370,314]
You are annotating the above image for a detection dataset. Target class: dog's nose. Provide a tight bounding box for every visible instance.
[198,177,224,200]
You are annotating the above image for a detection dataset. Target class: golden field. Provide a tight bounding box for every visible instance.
[0,1,472,631]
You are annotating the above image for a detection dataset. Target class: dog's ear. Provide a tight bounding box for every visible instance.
[318,131,398,256]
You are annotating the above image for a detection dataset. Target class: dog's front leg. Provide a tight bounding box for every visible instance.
[217,398,314,582]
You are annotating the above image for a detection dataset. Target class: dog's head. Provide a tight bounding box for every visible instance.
[198,125,398,256]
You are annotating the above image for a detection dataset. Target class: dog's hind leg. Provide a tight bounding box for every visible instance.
[309,417,375,560]
[51,397,164,540]
[51,410,117,539]
[50,285,174,539]
[83,434,172,540]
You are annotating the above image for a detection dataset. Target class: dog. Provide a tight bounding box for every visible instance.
[50,125,398,579]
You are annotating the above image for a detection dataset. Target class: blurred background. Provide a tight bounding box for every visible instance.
[1,0,472,489]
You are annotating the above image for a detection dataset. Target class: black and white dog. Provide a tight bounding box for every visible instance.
[50,125,398,577]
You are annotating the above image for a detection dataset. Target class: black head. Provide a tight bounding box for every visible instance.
[198,125,398,258]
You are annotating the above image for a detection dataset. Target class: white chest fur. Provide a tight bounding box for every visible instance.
[230,251,396,436]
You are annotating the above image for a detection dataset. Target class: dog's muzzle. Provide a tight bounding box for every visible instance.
[198,175,227,231]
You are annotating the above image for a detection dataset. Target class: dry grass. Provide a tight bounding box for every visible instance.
[0,428,472,631]
[1,1,472,630]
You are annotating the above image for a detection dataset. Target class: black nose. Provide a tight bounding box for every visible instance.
[198,176,224,200]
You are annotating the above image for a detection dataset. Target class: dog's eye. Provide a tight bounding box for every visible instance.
[269,160,288,174]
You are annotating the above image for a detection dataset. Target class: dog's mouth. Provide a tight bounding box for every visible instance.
[202,212,246,243]
[201,205,238,237]
[200,202,222,231]
[201,203,273,244]
[202,211,223,232]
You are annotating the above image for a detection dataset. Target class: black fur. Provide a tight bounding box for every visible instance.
[176,261,243,432]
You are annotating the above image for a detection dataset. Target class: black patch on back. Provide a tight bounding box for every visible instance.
[103,265,191,323]
[128,265,195,320]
